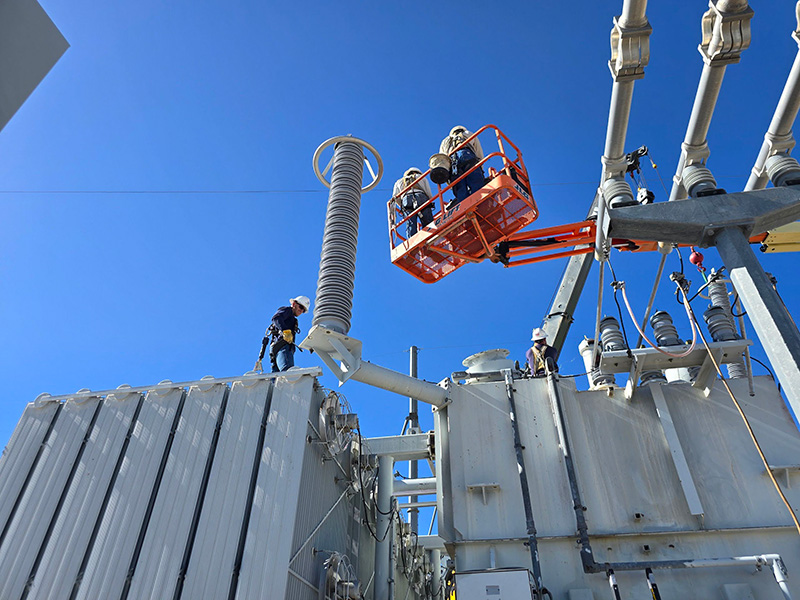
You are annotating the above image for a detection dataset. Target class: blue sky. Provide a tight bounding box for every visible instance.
[2,1,800,447]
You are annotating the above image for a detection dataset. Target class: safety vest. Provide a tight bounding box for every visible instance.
[530,345,546,374]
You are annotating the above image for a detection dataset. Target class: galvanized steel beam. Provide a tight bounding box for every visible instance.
[715,227,800,420]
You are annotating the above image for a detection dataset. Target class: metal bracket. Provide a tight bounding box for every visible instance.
[467,483,501,505]
[767,464,800,489]
[299,325,363,384]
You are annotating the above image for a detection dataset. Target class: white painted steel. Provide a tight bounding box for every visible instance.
[0,400,59,534]
[27,392,142,600]
[650,383,704,517]
[440,374,800,597]
[37,367,322,403]
[454,568,534,600]
[236,375,316,599]
[75,388,184,600]
[180,379,271,599]
[125,383,226,599]
[0,396,101,599]
[0,373,375,600]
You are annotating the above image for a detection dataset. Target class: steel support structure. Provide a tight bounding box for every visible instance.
[715,227,800,419]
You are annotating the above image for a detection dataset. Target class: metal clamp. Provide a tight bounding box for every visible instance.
[699,1,754,66]
[608,16,652,81]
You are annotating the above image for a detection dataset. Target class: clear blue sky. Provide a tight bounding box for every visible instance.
[2,1,800,447]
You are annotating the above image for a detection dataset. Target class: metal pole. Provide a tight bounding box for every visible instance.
[408,346,419,534]
[375,455,394,600]
[636,251,667,348]
[715,227,800,420]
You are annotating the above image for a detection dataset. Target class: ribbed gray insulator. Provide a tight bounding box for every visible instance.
[578,339,615,388]
[766,153,800,187]
[705,275,746,378]
[649,310,682,346]
[312,141,364,334]
[687,365,701,381]
[683,164,718,198]
[640,370,667,386]
[602,177,636,208]
[703,306,738,342]
[599,316,627,351]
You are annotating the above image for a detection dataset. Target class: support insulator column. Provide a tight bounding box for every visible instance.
[312,141,364,335]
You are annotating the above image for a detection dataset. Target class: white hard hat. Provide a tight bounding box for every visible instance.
[450,125,467,136]
[531,327,547,341]
[291,295,311,312]
[404,167,422,177]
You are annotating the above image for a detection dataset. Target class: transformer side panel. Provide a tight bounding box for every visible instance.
[76,388,184,600]
[0,401,60,534]
[180,379,272,599]
[27,392,141,600]
[282,385,364,600]
[0,396,100,599]
[126,384,226,600]
[235,375,316,600]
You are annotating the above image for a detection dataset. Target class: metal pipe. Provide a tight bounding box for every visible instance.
[645,567,663,600]
[408,345,419,534]
[746,4,800,191]
[669,67,726,201]
[350,361,447,408]
[604,81,636,171]
[620,0,647,27]
[591,261,606,372]
[430,549,442,598]
[545,368,595,572]
[392,478,437,497]
[501,369,545,597]
[670,1,753,201]
[375,455,394,600]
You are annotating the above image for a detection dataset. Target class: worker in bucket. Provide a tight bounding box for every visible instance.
[392,167,434,238]
[439,125,485,206]
[254,295,311,373]
[526,328,558,377]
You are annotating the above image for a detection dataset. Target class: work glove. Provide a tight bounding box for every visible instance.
[254,360,263,373]
[282,329,294,344]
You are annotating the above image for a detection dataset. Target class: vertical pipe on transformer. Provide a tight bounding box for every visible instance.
[408,346,419,535]
[375,455,394,600]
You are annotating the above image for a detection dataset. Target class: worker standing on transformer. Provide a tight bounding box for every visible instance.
[526,328,558,377]
[439,125,485,206]
[392,167,434,237]
[254,295,311,373]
